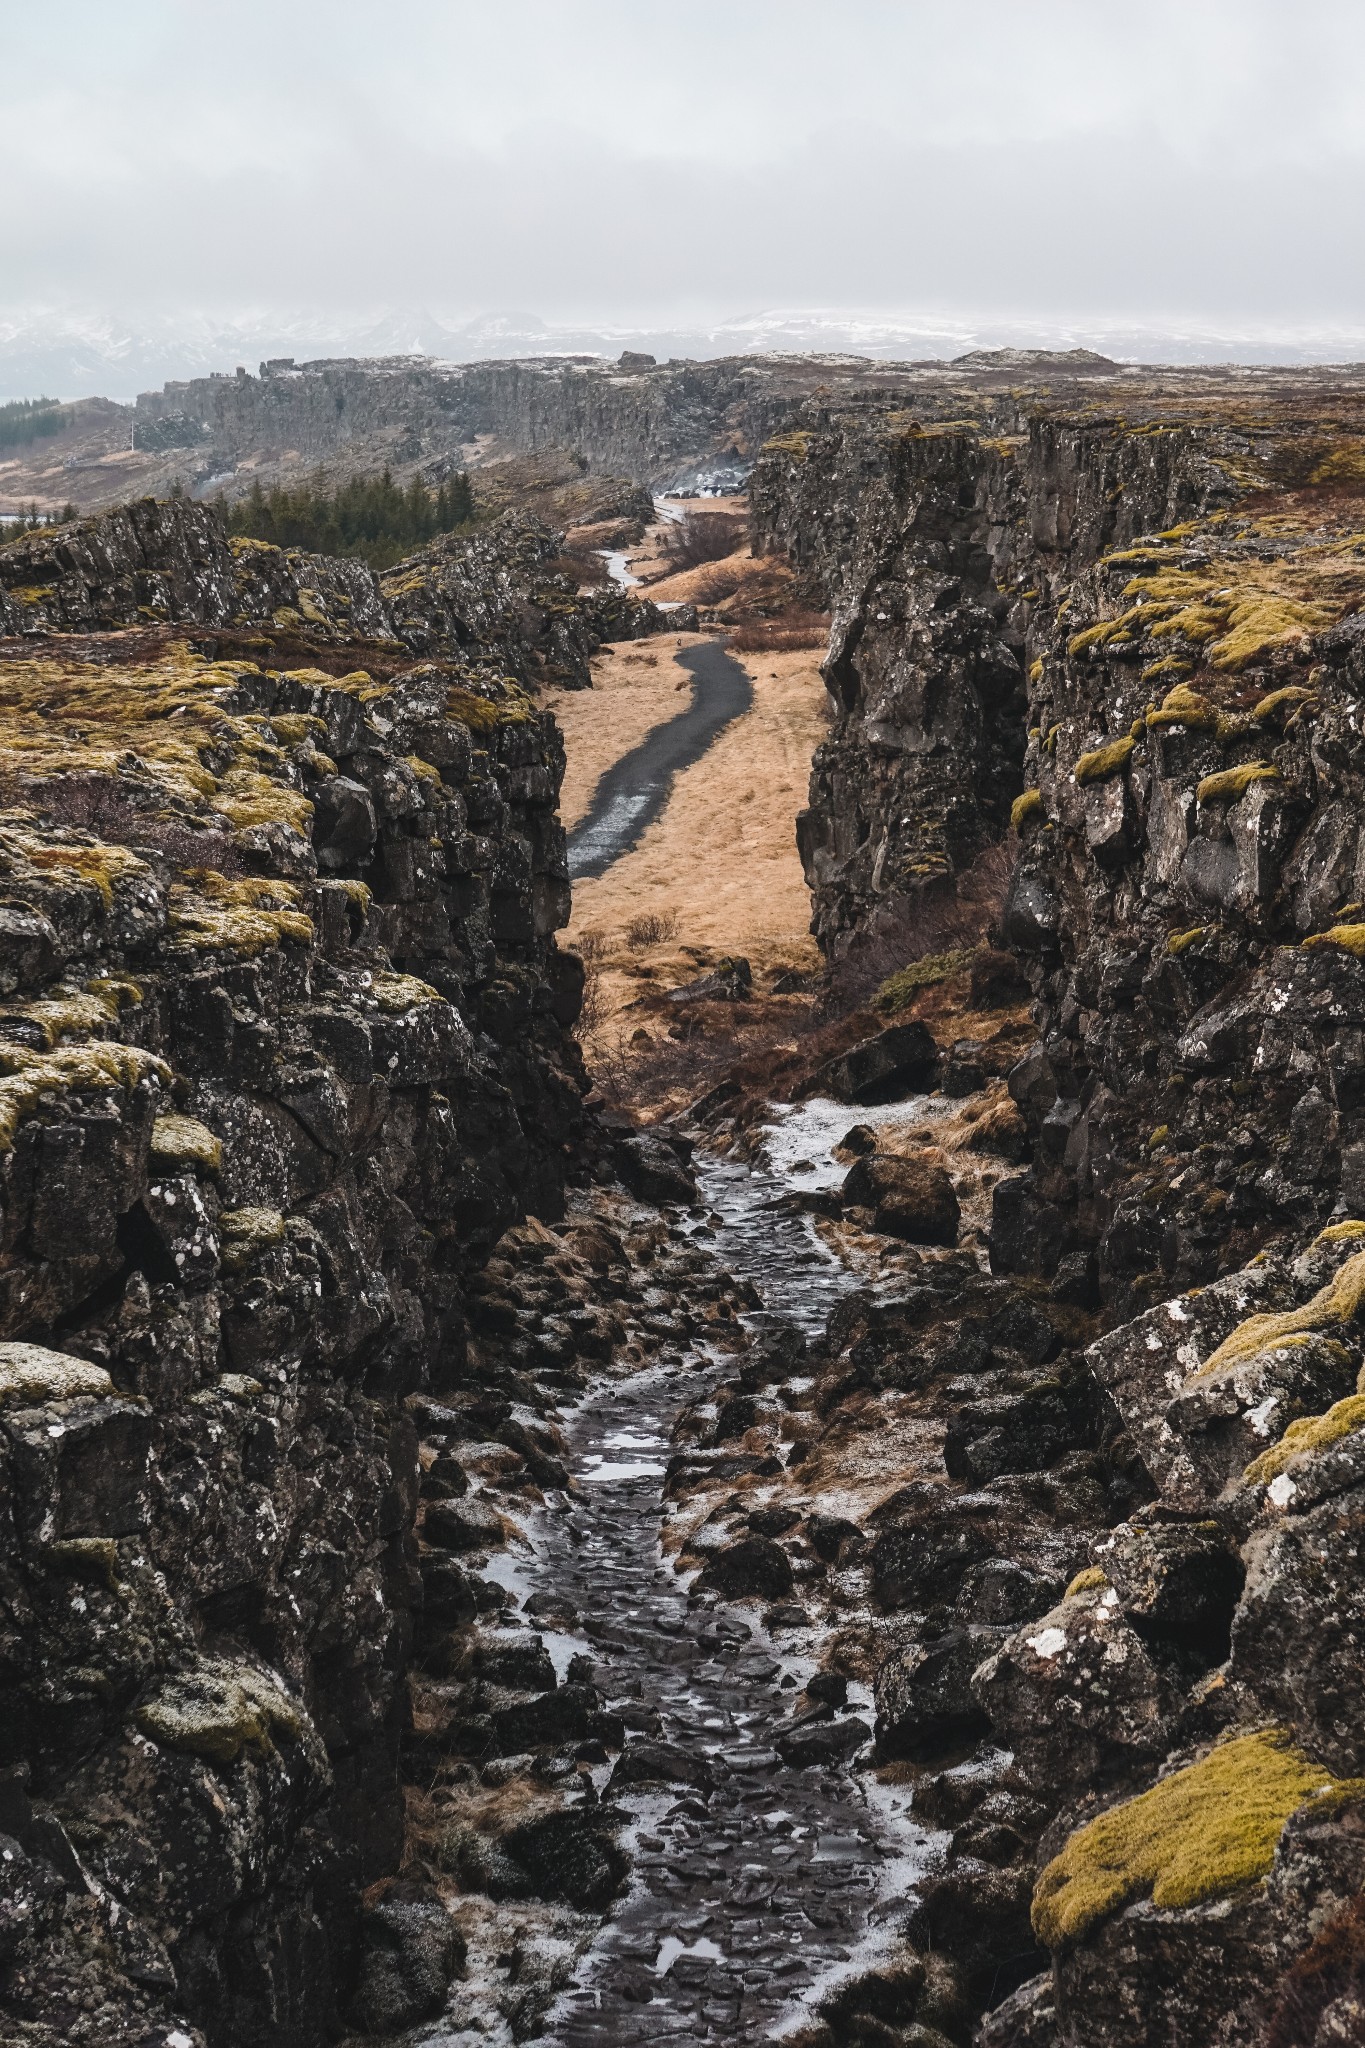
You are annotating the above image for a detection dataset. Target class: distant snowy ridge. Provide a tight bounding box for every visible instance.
[6,305,1365,402]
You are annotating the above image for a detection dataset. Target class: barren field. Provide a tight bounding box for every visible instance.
[560,640,828,1036]
[542,632,712,831]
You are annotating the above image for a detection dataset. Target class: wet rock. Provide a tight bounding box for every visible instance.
[775,1715,871,1766]
[841,1153,960,1245]
[499,1805,630,1909]
[614,1131,699,1206]
[869,1494,995,1610]
[696,1533,795,1603]
[1100,1519,1244,1663]
[423,1497,507,1552]
[972,1586,1175,1796]
[608,1738,713,1794]
[816,1021,940,1105]
[492,1683,601,1753]
[874,1627,999,1760]
[350,1888,465,2035]
[955,1558,1064,1628]
[977,1972,1058,2046]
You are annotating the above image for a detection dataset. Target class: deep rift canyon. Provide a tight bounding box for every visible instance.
[6,347,1365,2048]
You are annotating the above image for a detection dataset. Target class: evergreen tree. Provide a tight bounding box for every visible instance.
[221,466,476,569]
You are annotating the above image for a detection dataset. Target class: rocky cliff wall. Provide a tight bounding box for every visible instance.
[0,495,599,2044]
[129,356,810,491]
[745,376,1365,2046]
[0,496,668,689]
[751,409,1239,957]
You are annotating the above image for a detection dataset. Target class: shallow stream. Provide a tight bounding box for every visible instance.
[469,1110,942,2044]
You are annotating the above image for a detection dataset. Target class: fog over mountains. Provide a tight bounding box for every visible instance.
[9,306,1365,404]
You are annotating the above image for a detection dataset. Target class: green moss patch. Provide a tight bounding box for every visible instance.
[150,1114,223,1176]
[875,948,979,1013]
[1198,1249,1365,1377]
[1196,762,1281,806]
[1033,1731,1354,1950]
[0,1342,114,1408]
[1244,1392,1365,1486]
[0,1042,169,1154]
[1075,736,1136,785]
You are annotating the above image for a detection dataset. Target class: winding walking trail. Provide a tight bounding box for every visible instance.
[567,644,754,882]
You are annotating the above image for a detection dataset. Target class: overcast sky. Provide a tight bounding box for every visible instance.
[6,0,1365,341]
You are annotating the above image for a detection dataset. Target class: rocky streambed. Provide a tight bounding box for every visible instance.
[416,1115,949,2048]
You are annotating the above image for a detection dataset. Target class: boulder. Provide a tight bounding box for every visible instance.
[499,1806,630,1909]
[608,1738,713,1794]
[841,1153,960,1246]
[350,1890,464,2035]
[816,1021,939,1105]
[614,1131,698,1206]
[695,1533,794,1602]
[774,1715,871,1765]
[874,1627,999,1760]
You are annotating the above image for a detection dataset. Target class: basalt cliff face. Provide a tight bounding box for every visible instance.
[745,372,1365,2045]
[0,497,712,2046]
[0,496,666,690]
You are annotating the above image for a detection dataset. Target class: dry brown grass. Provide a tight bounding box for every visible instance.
[543,632,708,830]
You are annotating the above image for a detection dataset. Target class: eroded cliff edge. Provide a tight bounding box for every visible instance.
[742,376,1365,2045]
[0,499,655,2046]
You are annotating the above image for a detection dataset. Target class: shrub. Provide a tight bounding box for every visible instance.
[662,509,748,571]
[625,910,678,948]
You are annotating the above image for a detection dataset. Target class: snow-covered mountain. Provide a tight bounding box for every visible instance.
[6,306,1365,402]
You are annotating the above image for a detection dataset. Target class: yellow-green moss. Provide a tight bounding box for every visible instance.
[1011,789,1044,831]
[1146,684,1223,733]
[1167,927,1208,956]
[167,872,314,956]
[1075,736,1136,785]
[1032,1731,1355,1950]
[445,683,535,733]
[1304,924,1365,960]
[404,754,442,786]
[219,1207,286,1274]
[134,1658,307,1766]
[1,986,122,1050]
[1065,1566,1111,1598]
[1254,686,1317,724]
[1244,1393,1365,1486]
[1029,658,1044,684]
[0,1342,114,1408]
[761,431,814,462]
[0,1043,170,1154]
[1197,762,1281,806]
[150,1114,222,1176]
[1141,655,1194,685]
[875,948,979,1013]
[1317,1220,1365,1245]
[368,970,442,1013]
[1198,1249,1365,1377]
[1069,613,1143,659]
[1148,1125,1170,1151]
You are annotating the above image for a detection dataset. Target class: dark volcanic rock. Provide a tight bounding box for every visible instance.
[841,1152,960,1245]
[350,1891,465,2035]
[816,1020,939,1104]
[696,1533,795,1602]
[614,1131,699,1206]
